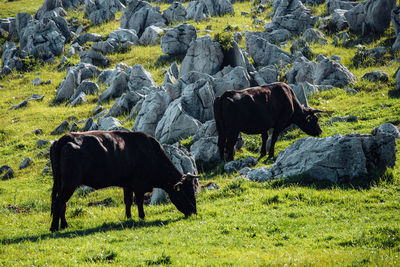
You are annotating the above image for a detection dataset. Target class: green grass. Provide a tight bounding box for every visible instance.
[1,0,400,265]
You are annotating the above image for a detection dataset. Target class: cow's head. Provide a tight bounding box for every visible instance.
[298,108,323,137]
[168,173,198,217]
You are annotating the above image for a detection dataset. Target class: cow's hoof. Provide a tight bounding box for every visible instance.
[60,223,68,230]
[50,227,58,233]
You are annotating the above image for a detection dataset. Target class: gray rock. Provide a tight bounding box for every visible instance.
[67,43,83,57]
[0,165,14,180]
[34,0,64,20]
[16,13,33,39]
[328,9,349,32]
[200,0,234,16]
[248,132,396,183]
[165,71,214,100]
[155,99,202,144]
[290,39,313,60]
[246,34,292,67]
[287,56,316,85]
[247,167,272,182]
[109,28,139,45]
[181,79,215,123]
[54,63,99,103]
[371,123,400,139]
[81,117,96,132]
[201,182,220,190]
[163,62,180,86]
[161,23,197,56]
[353,46,386,67]
[36,139,50,148]
[75,33,102,45]
[97,117,122,131]
[272,0,318,34]
[150,188,168,205]
[120,0,166,36]
[330,115,358,124]
[344,0,395,35]
[19,18,66,62]
[79,49,110,68]
[212,66,251,97]
[70,122,79,132]
[50,120,69,135]
[32,78,41,85]
[84,0,124,25]
[139,26,164,46]
[163,2,187,24]
[314,58,356,87]
[69,92,87,106]
[224,156,257,173]
[32,129,43,135]
[289,82,318,107]
[396,66,400,90]
[1,41,22,72]
[10,100,28,110]
[133,90,172,136]
[108,91,143,117]
[302,28,327,44]
[326,0,357,14]
[190,136,220,164]
[362,71,389,82]
[19,157,32,169]
[333,31,350,46]
[186,1,210,22]
[180,35,224,77]
[164,143,198,174]
[99,70,130,102]
[128,64,156,92]
[221,41,248,69]
[193,120,217,142]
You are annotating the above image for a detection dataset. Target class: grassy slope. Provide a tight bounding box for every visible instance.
[1,1,400,266]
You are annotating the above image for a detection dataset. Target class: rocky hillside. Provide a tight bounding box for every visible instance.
[1,0,400,265]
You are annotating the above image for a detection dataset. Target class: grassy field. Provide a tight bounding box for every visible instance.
[1,0,400,265]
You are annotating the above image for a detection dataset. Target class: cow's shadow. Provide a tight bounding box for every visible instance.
[1,218,179,245]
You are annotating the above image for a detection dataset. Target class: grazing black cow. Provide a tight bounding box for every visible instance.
[214,82,323,161]
[50,131,198,232]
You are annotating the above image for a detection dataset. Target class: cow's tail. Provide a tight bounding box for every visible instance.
[213,96,226,161]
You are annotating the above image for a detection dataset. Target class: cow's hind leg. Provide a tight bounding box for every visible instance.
[226,133,238,162]
[259,131,269,160]
[135,192,145,219]
[123,187,133,219]
[50,186,75,232]
[217,135,227,162]
[268,128,282,159]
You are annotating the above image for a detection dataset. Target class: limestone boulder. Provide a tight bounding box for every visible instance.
[155,99,202,144]
[180,35,224,77]
[190,136,220,165]
[200,0,234,16]
[344,0,395,35]
[163,2,187,24]
[313,58,356,87]
[120,0,166,36]
[212,66,251,97]
[181,79,215,123]
[133,90,172,136]
[247,130,397,183]
[84,0,124,25]
[186,1,210,22]
[128,64,156,92]
[99,70,130,102]
[139,26,164,46]
[107,91,143,117]
[54,63,100,103]
[246,34,293,67]
[161,23,197,56]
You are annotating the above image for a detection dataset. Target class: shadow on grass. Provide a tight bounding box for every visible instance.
[1,218,180,245]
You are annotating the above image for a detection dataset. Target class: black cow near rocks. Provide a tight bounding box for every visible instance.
[49,131,198,232]
[214,82,323,161]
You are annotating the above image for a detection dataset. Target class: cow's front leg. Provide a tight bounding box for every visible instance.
[135,192,145,219]
[123,187,133,219]
[268,128,281,159]
[259,131,269,160]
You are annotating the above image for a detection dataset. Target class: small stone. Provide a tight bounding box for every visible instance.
[19,157,32,169]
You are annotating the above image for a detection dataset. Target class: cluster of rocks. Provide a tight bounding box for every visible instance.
[245,123,398,183]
